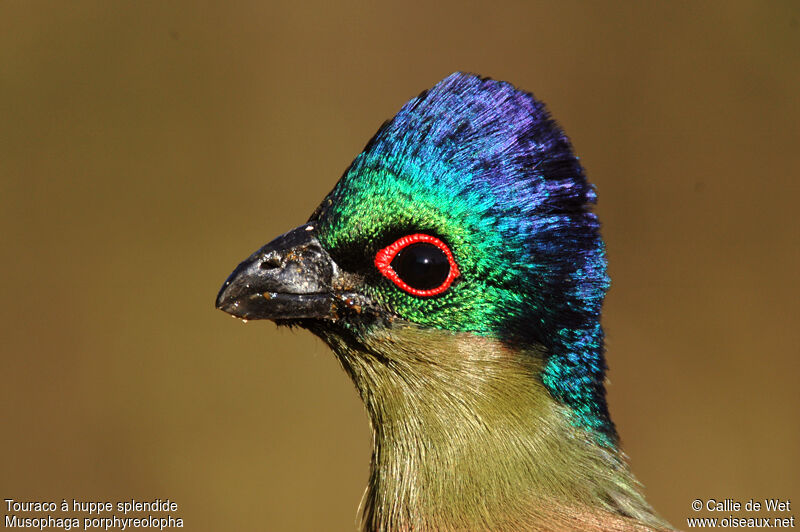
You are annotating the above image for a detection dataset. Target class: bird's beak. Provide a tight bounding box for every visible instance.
[216,223,361,321]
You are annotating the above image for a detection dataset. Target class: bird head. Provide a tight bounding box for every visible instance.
[216,72,614,445]
[215,73,674,531]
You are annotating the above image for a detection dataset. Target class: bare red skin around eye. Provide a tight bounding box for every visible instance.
[374,234,460,297]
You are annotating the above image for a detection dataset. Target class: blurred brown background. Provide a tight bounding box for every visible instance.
[2,1,798,530]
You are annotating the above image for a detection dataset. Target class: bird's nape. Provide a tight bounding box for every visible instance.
[217,72,673,531]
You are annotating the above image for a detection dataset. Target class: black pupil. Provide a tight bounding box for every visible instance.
[390,242,450,291]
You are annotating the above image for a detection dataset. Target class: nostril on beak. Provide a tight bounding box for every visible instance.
[260,255,282,270]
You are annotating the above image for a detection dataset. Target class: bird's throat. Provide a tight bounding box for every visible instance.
[316,324,670,531]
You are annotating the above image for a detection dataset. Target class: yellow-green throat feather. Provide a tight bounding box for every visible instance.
[318,324,670,531]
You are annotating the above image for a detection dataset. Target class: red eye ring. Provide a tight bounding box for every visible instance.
[374,234,460,297]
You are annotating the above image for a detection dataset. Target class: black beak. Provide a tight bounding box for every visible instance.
[216,223,353,321]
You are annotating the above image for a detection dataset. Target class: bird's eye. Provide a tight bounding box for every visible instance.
[374,234,460,297]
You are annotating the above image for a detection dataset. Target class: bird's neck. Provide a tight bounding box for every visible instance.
[321,324,670,531]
